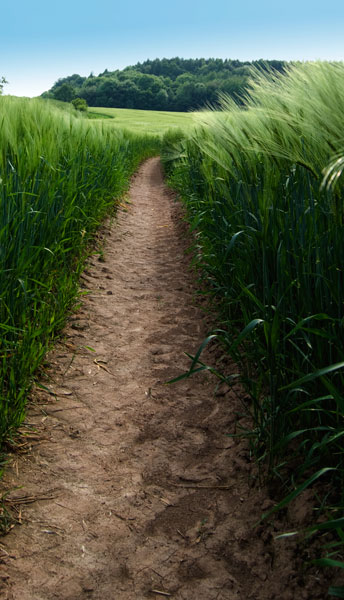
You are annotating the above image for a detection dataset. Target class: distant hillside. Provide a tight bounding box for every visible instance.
[42,57,287,112]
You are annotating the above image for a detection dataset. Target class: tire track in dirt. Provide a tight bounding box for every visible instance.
[0,158,328,599]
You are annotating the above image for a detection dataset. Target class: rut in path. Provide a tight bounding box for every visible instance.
[0,158,328,600]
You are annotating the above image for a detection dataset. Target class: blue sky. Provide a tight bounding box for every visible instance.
[2,0,344,97]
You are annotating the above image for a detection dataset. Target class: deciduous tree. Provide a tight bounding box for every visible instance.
[54,83,75,103]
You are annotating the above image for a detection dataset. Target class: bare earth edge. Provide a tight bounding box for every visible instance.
[0,158,329,599]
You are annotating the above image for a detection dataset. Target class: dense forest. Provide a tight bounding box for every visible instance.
[42,57,287,111]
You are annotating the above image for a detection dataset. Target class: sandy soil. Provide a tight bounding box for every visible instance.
[0,158,329,599]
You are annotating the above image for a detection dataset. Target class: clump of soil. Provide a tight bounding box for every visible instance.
[0,158,329,599]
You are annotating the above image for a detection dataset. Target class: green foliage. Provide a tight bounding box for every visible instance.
[0,96,160,444]
[72,97,88,112]
[0,77,8,95]
[162,61,344,589]
[53,82,75,102]
[43,58,287,112]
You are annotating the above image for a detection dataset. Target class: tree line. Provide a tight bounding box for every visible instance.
[42,57,287,111]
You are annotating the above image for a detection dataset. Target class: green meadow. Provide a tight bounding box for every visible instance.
[87,106,197,135]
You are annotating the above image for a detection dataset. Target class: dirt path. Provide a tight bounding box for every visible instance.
[0,158,328,599]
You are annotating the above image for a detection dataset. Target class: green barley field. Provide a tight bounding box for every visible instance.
[162,61,344,593]
[0,96,160,445]
[0,96,192,445]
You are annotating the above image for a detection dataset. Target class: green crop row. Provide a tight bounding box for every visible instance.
[0,96,160,445]
[162,62,344,595]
